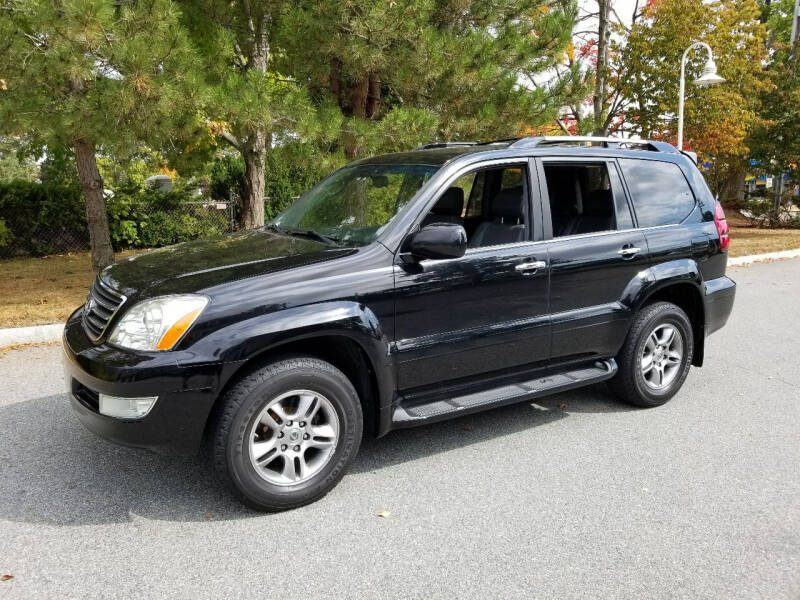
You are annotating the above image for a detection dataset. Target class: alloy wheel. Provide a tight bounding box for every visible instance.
[640,324,684,390]
[248,390,340,486]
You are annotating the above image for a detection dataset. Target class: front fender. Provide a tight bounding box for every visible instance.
[206,300,389,364]
[196,300,395,415]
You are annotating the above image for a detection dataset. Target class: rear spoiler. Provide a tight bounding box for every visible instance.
[681,150,698,165]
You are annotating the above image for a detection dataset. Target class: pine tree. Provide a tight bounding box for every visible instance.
[177,0,315,228]
[0,0,195,269]
[278,0,580,159]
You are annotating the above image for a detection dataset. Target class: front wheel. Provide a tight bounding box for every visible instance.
[213,357,363,511]
[608,301,694,407]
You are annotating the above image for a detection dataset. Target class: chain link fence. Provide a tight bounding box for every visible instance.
[0,198,240,259]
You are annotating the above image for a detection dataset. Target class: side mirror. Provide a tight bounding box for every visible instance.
[406,223,467,260]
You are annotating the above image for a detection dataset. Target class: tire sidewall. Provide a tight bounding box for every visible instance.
[631,307,693,404]
[225,363,362,508]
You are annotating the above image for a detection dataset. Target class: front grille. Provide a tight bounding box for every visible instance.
[82,278,126,341]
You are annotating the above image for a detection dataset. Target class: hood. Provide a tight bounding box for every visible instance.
[100,228,356,297]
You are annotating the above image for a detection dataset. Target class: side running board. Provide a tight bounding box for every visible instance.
[391,359,617,428]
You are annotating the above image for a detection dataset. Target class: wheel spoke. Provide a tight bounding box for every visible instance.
[281,456,298,482]
[269,402,291,425]
[641,354,654,373]
[309,423,336,448]
[296,454,309,480]
[653,365,664,386]
[646,333,658,351]
[258,410,282,431]
[659,326,676,347]
[251,438,277,461]
[295,393,320,420]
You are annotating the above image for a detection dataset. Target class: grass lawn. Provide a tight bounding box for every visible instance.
[0,250,140,329]
[726,212,800,257]
[1,216,799,329]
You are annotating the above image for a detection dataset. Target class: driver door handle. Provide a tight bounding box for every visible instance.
[618,246,641,259]
[515,260,547,274]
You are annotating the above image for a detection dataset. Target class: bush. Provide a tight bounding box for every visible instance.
[108,180,229,249]
[0,180,87,257]
[0,219,11,248]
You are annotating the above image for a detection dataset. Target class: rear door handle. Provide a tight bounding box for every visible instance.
[515,260,547,274]
[618,246,641,259]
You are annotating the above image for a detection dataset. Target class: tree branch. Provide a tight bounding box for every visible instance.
[220,130,242,149]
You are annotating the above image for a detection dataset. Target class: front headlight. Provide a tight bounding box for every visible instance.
[108,295,208,351]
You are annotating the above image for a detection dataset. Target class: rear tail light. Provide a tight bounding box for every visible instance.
[714,200,730,251]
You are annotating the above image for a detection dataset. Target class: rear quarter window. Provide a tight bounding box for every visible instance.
[619,159,695,227]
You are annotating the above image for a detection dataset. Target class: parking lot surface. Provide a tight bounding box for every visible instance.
[1,259,798,599]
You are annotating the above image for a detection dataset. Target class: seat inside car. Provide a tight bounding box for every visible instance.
[468,187,526,248]
[576,189,615,234]
[421,187,464,228]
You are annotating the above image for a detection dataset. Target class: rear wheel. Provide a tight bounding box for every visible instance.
[213,357,363,511]
[609,301,694,407]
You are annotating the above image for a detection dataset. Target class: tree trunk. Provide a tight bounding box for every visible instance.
[73,137,114,270]
[366,72,381,118]
[721,160,746,205]
[593,0,612,136]
[240,129,267,229]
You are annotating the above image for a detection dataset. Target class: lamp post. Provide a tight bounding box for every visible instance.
[677,41,725,150]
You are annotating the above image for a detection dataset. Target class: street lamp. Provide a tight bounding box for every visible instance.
[677,41,725,150]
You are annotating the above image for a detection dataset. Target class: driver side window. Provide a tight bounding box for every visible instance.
[421,164,530,249]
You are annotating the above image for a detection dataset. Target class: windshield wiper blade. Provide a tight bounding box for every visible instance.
[283,228,342,246]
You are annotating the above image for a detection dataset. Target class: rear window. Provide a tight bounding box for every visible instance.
[619,159,695,227]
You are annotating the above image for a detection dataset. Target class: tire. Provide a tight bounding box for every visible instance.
[608,301,694,408]
[213,356,363,511]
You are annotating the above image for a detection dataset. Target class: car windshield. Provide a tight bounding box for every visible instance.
[271,163,440,246]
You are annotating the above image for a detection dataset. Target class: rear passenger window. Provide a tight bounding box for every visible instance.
[543,162,621,237]
[619,159,695,227]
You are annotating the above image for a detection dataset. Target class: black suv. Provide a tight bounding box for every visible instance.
[64,136,735,511]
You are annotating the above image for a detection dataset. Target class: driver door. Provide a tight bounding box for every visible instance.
[392,160,551,394]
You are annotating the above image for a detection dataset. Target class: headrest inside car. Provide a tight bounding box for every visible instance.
[492,188,525,220]
[431,187,464,216]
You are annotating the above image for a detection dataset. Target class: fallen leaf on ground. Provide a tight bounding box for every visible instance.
[204,513,214,520]
[461,425,472,431]
[1,575,13,582]
[377,510,390,518]
[558,403,567,409]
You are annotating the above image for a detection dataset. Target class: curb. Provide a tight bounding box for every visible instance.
[0,323,64,348]
[0,250,798,348]
[727,248,800,267]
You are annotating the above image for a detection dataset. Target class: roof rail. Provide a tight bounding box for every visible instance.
[509,136,678,153]
[414,142,478,150]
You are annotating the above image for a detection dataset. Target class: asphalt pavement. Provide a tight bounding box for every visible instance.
[1,259,798,599]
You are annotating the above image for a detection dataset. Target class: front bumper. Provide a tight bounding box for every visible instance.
[703,275,736,336]
[63,310,244,455]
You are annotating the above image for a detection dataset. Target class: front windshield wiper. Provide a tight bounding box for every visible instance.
[270,224,342,246]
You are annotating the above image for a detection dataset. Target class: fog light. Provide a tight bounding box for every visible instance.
[98,394,158,419]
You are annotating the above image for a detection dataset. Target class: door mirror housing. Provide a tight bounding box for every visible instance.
[406,223,468,260]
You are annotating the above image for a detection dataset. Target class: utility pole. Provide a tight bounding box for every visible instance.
[791,0,800,45]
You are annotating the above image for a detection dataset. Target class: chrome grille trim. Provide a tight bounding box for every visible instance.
[82,279,127,342]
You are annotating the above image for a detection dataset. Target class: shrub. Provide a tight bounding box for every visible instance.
[0,180,87,257]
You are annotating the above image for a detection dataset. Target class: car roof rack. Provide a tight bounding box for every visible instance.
[508,136,678,153]
[413,142,478,150]
[413,138,519,150]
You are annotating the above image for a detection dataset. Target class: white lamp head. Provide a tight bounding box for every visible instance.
[695,58,726,87]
